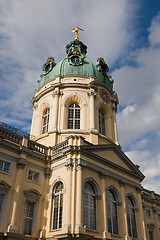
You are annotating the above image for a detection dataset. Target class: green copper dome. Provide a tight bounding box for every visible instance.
[38,40,114,89]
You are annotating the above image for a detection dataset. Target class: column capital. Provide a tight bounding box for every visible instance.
[136,186,143,193]
[52,90,63,98]
[119,180,127,186]
[100,172,107,179]
[17,158,26,170]
[65,158,73,170]
[33,103,38,110]
[152,207,158,214]
[87,90,96,98]
[44,167,52,178]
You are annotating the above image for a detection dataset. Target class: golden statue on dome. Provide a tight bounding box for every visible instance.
[71,26,84,40]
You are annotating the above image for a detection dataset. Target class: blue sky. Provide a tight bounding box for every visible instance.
[0,0,160,193]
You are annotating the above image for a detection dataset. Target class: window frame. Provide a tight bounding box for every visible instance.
[0,159,11,175]
[83,182,97,231]
[106,190,119,235]
[23,200,36,236]
[0,181,11,226]
[146,208,152,218]
[0,191,7,225]
[26,168,41,184]
[126,197,138,239]
[148,230,154,240]
[42,108,50,134]
[68,103,80,129]
[21,190,41,236]
[99,109,105,135]
[52,181,64,230]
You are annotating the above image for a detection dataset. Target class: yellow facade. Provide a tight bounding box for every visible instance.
[0,37,160,240]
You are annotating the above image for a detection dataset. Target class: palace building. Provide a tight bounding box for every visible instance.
[0,28,160,240]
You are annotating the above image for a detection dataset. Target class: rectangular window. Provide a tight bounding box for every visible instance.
[0,160,11,173]
[23,201,35,235]
[157,213,160,221]
[149,230,154,240]
[0,193,5,217]
[146,209,152,218]
[27,170,40,183]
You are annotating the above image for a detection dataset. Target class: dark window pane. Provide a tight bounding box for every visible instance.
[24,201,35,236]
[83,182,96,230]
[53,182,63,230]
[3,162,10,172]
[42,109,50,134]
[0,161,3,170]
[99,110,105,135]
[68,103,80,129]
[0,194,5,213]
[126,197,137,238]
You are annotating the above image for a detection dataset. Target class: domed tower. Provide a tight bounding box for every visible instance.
[31,32,119,147]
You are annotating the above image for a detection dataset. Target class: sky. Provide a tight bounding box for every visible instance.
[0,0,160,193]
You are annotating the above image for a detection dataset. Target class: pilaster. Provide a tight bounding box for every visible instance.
[75,159,85,233]
[152,207,160,240]
[100,174,109,239]
[136,187,147,240]
[119,180,128,240]
[88,90,96,130]
[7,155,26,233]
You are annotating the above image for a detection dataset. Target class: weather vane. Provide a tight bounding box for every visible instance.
[71,26,84,40]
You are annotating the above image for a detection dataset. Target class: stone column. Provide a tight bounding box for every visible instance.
[88,91,96,130]
[136,188,147,240]
[8,156,26,233]
[75,161,83,232]
[119,181,128,240]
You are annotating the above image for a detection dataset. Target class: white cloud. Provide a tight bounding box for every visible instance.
[112,12,160,146]
[126,150,160,192]
[0,0,138,129]
[112,11,160,193]
[148,12,160,46]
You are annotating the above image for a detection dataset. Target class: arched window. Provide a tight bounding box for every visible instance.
[106,190,118,234]
[126,197,137,239]
[68,103,80,129]
[83,182,96,230]
[42,108,50,134]
[99,110,105,135]
[52,182,63,230]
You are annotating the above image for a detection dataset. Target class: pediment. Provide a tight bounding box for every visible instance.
[92,150,130,171]
[81,144,144,181]
[0,180,11,190]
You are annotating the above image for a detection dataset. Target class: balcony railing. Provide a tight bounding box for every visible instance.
[0,121,31,138]
[0,121,48,155]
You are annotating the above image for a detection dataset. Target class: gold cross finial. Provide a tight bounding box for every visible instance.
[71,26,84,40]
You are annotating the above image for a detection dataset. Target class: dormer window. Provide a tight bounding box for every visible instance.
[71,56,80,64]
[68,103,80,129]
[42,109,50,134]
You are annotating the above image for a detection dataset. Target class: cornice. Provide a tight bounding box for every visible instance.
[80,148,143,181]
[80,158,141,189]
[81,144,144,180]
[142,194,160,206]
[0,138,49,163]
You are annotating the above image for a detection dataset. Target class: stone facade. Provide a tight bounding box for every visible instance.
[0,38,160,240]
